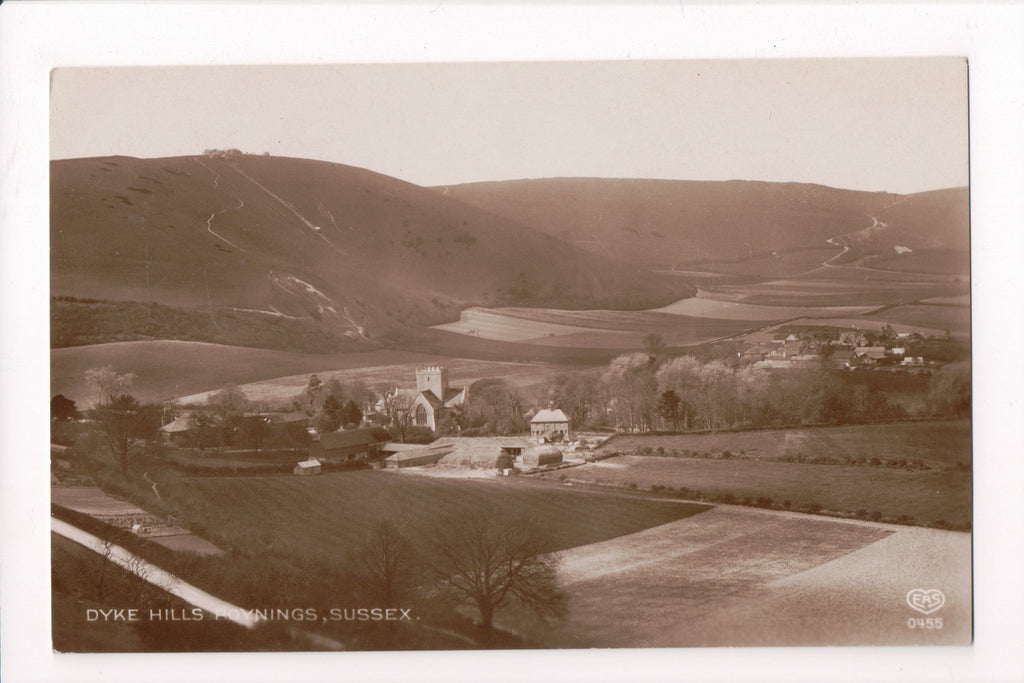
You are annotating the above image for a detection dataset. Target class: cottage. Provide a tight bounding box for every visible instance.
[530,407,571,442]
[159,413,195,444]
[854,346,887,364]
[410,367,466,430]
[293,459,322,476]
[309,427,383,462]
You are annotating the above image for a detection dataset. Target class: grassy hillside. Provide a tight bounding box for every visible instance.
[437,179,969,277]
[51,155,693,349]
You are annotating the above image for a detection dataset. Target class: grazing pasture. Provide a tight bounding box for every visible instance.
[542,455,970,528]
[164,471,709,562]
[597,420,971,469]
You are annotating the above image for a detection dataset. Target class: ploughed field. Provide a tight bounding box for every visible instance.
[496,507,972,647]
[164,471,710,562]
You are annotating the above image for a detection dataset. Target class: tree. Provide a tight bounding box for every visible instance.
[549,371,600,428]
[428,509,568,632]
[338,400,363,428]
[657,390,683,431]
[51,394,78,421]
[356,519,419,609]
[642,332,666,360]
[603,353,658,431]
[207,386,250,447]
[928,361,971,418]
[464,379,526,436]
[379,390,414,442]
[93,394,159,474]
[85,366,134,407]
[315,394,343,433]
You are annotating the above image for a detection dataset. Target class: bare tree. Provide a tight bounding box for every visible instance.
[379,389,413,442]
[85,366,134,407]
[427,509,568,631]
[357,519,418,609]
[94,394,159,474]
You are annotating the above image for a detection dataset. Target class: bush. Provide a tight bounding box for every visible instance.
[782,500,792,509]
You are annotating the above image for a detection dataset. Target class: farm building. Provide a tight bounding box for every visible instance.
[530,407,571,442]
[293,460,322,476]
[522,444,563,469]
[159,413,195,444]
[309,427,383,462]
[410,366,466,431]
[437,437,530,469]
[384,443,454,468]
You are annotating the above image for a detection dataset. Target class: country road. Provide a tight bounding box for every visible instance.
[51,517,260,629]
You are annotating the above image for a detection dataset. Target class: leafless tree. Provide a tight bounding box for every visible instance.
[427,509,568,631]
[357,519,418,609]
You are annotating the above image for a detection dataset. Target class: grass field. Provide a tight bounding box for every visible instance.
[541,455,970,528]
[163,471,710,563]
[597,420,971,469]
[51,341,440,406]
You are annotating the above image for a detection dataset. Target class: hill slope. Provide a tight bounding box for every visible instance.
[436,179,969,276]
[51,155,693,348]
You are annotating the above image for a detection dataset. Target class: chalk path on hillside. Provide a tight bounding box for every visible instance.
[497,506,971,648]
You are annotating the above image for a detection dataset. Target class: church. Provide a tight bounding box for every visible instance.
[410,366,466,431]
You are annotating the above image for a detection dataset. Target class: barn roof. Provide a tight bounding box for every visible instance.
[531,408,569,424]
[295,459,321,469]
[317,427,382,450]
[159,415,194,433]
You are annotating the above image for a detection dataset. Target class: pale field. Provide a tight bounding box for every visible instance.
[921,294,971,306]
[497,506,971,647]
[653,294,879,320]
[757,316,955,338]
[433,307,594,341]
[871,304,971,335]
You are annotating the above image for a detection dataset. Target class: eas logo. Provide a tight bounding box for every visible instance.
[906,589,945,615]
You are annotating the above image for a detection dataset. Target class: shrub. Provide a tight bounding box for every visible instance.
[721,450,733,459]
[720,493,736,505]
[782,500,792,509]
[807,502,822,514]
[755,496,772,508]
[868,457,882,467]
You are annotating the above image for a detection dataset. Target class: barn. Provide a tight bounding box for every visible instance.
[522,444,563,469]
[384,443,454,468]
[293,459,322,476]
[309,427,383,463]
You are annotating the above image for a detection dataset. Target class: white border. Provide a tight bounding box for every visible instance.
[2,3,1022,682]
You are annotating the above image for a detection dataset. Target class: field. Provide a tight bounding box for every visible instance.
[496,507,971,647]
[51,341,439,406]
[174,356,577,406]
[163,471,710,562]
[597,420,971,469]
[541,454,970,528]
[871,303,971,335]
[433,306,765,348]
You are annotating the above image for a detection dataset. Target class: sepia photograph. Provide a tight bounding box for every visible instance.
[46,58,972,652]
[3,3,1024,682]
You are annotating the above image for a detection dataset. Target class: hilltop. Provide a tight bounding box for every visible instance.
[436,179,969,276]
[51,155,693,349]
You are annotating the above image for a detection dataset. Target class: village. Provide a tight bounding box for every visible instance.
[130,319,969,483]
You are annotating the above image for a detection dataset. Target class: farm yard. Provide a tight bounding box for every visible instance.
[497,506,971,647]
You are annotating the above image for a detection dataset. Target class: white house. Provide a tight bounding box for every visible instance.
[530,407,571,442]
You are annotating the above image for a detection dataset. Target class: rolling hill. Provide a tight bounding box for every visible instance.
[436,179,969,276]
[51,154,692,349]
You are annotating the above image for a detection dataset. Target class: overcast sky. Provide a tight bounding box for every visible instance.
[50,59,967,194]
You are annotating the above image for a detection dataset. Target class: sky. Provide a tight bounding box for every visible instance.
[50,58,968,194]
